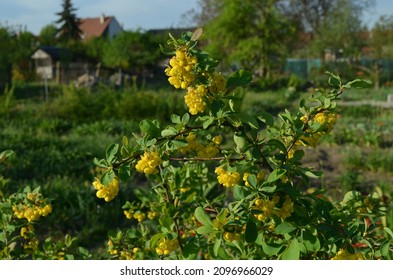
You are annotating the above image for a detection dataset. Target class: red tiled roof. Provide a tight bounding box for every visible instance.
[79,16,114,40]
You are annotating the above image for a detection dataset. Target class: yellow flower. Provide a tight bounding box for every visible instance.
[184,85,208,115]
[331,249,365,260]
[179,133,221,158]
[93,177,119,202]
[212,135,223,145]
[156,238,179,255]
[124,209,133,219]
[275,196,294,220]
[165,49,197,89]
[135,151,162,175]
[148,211,158,220]
[133,211,146,223]
[223,231,241,242]
[253,196,279,221]
[215,166,240,187]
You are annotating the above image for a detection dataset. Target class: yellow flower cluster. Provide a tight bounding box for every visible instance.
[331,249,365,260]
[135,151,162,175]
[275,196,294,219]
[300,111,337,148]
[223,225,243,242]
[93,177,119,202]
[179,133,222,158]
[107,240,140,260]
[13,193,52,223]
[215,166,241,188]
[23,239,39,250]
[156,238,179,255]
[20,225,34,239]
[288,111,338,158]
[253,196,294,221]
[209,72,227,94]
[253,196,280,222]
[184,85,208,115]
[165,49,197,89]
[124,209,158,222]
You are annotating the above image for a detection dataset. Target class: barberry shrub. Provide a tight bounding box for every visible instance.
[0,150,90,260]
[93,29,392,260]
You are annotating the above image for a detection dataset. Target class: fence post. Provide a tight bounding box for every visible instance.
[56,61,60,84]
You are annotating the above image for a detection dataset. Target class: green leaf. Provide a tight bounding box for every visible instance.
[303,230,321,252]
[245,220,258,243]
[159,215,174,229]
[118,163,131,182]
[0,150,14,161]
[275,222,296,235]
[380,240,390,257]
[227,70,253,89]
[236,113,259,129]
[257,112,274,127]
[161,128,177,137]
[139,119,161,138]
[324,98,331,109]
[384,227,393,239]
[170,114,181,124]
[150,233,166,248]
[267,139,287,153]
[182,113,190,124]
[234,133,247,151]
[260,185,277,193]
[167,140,188,151]
[267,169,286,183]
[106,144,119,163]
[246,174,257,188]
[0,232,5,243]
[342,191,361,205]
[194,207,213,226]
[196,225,214,235]
[101,170,115,185]
[93,157,109,168]
[345,79,372,89]
[281,238,300,260]
[213,237,221,257]
[203,117,215,129]
[262,242,284,256]
[327,72,341,88]
[233,185,244,200]
[304,169,323,179]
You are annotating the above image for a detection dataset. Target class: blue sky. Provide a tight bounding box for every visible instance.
[0,0,392,35]
[0,0,200,34]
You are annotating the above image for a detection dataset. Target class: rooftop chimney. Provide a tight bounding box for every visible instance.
[100,14,105,24]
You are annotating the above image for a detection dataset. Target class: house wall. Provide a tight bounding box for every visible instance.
[106,18,123,39]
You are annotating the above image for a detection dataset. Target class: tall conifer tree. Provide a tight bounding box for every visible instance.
[55,0,82,42]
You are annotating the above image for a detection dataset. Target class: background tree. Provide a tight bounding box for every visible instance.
[0,26,15,90]
[102,30,163,78]
[353,15,393,89]
[370,15,393,59]
[55,0,82,43]
[13,30,38,81]
[190,0,299,79]
[281,0,375,58]
[39,24,58,46]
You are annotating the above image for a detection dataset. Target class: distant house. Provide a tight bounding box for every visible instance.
[79,14,123,41]
[31,46,70,79]
[31,46,97,83]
